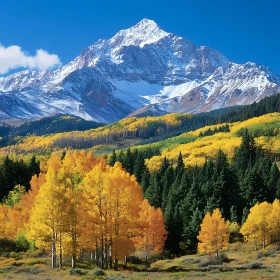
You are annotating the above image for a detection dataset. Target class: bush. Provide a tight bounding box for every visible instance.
[106,276,127,280]
[69,268,88,275]
[15,233,30,252]
[197,257,219,268]
[126,255,142,264]
[0,239,17,254]
[25,249,45,258]
[93,268,106,276]
[76,261,95,269]
[197,253,229,268]
[242,262,263,269]
[16,266,45,274]
[218,252,230,263]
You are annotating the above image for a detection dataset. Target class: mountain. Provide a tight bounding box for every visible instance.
[0,18,279,123]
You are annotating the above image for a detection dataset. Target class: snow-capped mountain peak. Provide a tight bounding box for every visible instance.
[109,18,169,48]
[0,19,279,123]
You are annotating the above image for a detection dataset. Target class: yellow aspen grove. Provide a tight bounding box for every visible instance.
[28,153,67,269]
[27,150,168,270]
[61,152,83,268]
[269,199,280,243]
[82,161,143,269]
[198,209,230,258]
[241,201,272,250]
[0,205,10,239]
[134,199,167,260]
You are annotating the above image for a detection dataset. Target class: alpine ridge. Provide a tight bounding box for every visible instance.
[0,18,279,123]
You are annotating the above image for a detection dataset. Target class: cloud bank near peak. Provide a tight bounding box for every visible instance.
[0,44,61,74]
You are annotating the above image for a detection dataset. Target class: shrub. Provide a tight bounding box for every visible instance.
[197,253,229,268]
[76,261,95,269]
[106,276,127,280]
[218,252,230,263]
[197,257,219,268]
[242,262,263,269]
[16,266,45,274]
[93,268,106,276]
[15,233,30,252]
[0,239,17,253]
[126,255,142,264]
[25,249,45,258]
[69,268,88,275]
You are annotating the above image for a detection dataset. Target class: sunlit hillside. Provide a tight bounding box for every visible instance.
[144,113,280,170]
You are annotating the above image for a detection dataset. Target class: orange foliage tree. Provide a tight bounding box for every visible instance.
[198,209,230,258]
[134,199,167,260]
[26,151,167,269]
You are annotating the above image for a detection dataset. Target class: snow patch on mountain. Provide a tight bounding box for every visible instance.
[0,19,279,123]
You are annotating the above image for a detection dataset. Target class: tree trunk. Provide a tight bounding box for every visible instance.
[113,254,118,270]
[101,236,104,268]
[51,231,56,269]
[72,255,77,268]
[80,248,84,262]
[59,231,62,269]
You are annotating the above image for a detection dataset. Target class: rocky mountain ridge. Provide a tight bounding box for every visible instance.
[0,18,279,123]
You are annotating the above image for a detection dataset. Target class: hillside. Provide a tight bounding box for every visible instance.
[0,93,280,157]
[144,112,280,170]
[0,115,104,147]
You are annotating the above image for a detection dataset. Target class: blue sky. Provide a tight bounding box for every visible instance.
[0,0,279,75]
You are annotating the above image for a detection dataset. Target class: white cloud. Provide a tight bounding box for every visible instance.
[0,44,61,74]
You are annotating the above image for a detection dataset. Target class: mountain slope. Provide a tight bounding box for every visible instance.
[1,93,280,154]
[0,19,279,123]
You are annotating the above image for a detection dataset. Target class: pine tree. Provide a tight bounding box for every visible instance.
[161,166,174,210]
[159,157,170,177]
[108,149,117,166]
[230,205,238,223]
[141,170,150,193]
[145,173,162,208]
[174,152,185,179]
[233,129,256,176]
[241,207,249,225]
[268,163,280,200]
[123,148,134,174]
[133,152,146,183]
[183,207,202,254]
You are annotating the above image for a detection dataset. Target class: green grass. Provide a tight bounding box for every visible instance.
[1,243,280,279]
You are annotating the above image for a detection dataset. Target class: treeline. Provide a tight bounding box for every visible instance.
[0,115,104,147]
[12,115,104,137]
[217,93,280,123]
[108,129,280,256]
[124,94,280,147]
[0,122,12,137]
[198,124,230,137]
[0,156,40,201]
[3,94,280,152]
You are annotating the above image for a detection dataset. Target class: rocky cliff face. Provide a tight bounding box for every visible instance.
[0,18,279,123]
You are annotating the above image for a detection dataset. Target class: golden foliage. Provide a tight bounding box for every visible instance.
[198,209,230,256]
[240,200,280,250]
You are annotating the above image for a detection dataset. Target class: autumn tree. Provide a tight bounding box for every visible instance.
[240,201,272,250]
[28,153,67,268]
[198,209,230,258]
[134,199,167,260]
[269,199,280,243]
[82,161,144,269]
